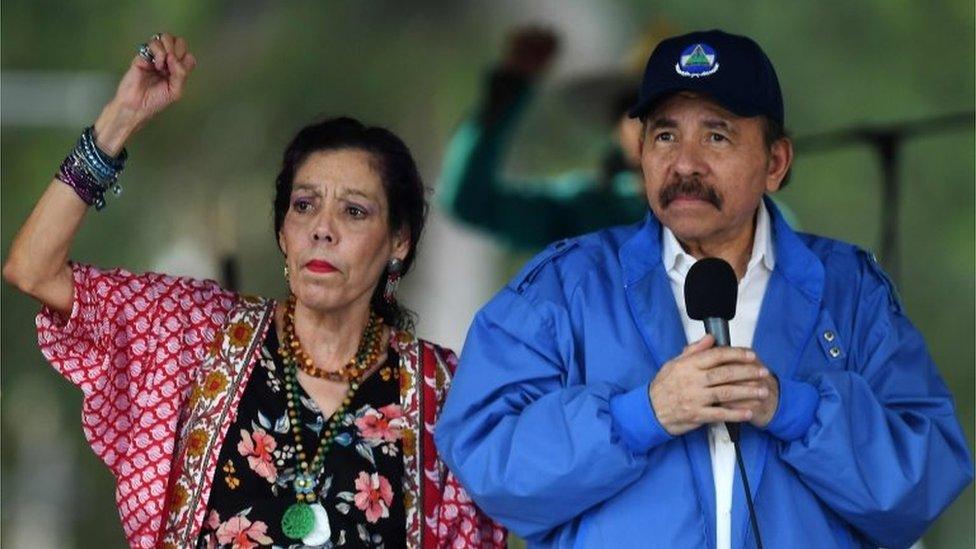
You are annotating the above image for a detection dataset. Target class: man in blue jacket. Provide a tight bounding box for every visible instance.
[435,29,973,548]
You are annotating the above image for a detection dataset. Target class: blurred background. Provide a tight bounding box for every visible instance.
[2,1,973,547]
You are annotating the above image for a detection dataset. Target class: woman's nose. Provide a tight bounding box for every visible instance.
[312,211,337,243]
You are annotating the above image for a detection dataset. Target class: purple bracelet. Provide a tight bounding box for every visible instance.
[55,126,128,210]
[56,153,107,210]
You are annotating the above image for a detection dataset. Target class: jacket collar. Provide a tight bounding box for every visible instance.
[621,196,822,298]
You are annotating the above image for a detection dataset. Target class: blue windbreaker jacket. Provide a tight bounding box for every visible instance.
[435,198,972,548]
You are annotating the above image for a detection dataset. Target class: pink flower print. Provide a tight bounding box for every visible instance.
[379,403,404,423]
[206,510,221,530]
[237,428,277,482]
[355,404,405,443]
[215,516,274,549]
[353,471,394,523]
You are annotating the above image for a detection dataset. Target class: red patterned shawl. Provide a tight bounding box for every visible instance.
[36,263,504,548]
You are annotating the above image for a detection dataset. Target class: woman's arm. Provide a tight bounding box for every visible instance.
[3,32,196,315]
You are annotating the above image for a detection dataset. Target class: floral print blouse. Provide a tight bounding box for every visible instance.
[197,327,406,549]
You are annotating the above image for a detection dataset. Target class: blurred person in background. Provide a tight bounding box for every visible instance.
[437,26,647,251]
[436,29,972,548]
[3,32,504,549]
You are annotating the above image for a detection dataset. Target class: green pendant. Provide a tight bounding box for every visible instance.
[282,501,315,540]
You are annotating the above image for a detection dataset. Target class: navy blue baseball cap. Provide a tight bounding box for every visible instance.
[628,29,784,126]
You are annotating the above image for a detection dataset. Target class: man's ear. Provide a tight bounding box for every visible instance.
[766,137,793,193]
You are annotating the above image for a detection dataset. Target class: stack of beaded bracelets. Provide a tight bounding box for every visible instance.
[55,126,128,210]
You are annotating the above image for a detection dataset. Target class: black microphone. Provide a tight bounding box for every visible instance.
[684,257,739,440]
[684,256,764,549]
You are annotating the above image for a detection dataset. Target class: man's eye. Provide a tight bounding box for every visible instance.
[709,133,728,143]
[655,132,675,142]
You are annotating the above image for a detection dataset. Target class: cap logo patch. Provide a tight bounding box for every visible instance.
[676,43,719,77]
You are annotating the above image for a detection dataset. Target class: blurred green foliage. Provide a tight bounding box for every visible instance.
[2,1,972,547]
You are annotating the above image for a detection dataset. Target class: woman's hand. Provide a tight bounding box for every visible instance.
[94,32,197,154]
[117,32,197,123]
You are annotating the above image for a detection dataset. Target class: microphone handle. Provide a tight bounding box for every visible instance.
[703,317,731,347]
[703,317,739,442]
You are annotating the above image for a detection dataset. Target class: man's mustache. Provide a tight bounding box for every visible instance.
[659,177,723,209]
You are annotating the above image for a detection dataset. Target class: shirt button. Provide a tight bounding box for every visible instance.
[823,330,835,342]
[829,346,841,358]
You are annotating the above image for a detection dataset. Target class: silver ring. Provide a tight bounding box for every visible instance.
[137,43,155,63]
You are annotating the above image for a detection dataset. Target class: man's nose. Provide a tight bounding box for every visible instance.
[672,140,708,177]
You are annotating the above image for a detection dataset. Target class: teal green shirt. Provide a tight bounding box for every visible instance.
[438,86,647,251]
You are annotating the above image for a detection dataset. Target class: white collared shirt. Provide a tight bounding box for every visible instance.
[661,202,775,549]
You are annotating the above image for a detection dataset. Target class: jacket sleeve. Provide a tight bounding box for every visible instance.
[35,262,234,474]
[777,253,973,547]
[434,286,659,542]
[437,70,588,250]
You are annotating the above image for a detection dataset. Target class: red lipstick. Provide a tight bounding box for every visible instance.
[305,260,338,274]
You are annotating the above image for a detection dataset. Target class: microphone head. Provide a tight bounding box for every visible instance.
[684,257,737,321]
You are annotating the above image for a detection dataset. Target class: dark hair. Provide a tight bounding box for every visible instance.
[761,116,792,188]
[273,117,428,330]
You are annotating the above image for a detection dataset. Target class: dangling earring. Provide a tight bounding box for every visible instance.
[283,263,290,285]
[383,258,404,303]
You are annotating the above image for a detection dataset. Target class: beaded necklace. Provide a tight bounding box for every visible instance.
[283,295,382,382]
[276,297,385,542]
